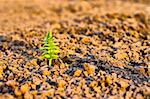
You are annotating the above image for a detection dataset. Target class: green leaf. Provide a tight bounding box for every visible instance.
[43,43,56,47]
[44,54,51,59]
[41,47,59,51]
[51,55,58,59]
[42,51,49,55]
[45,31,53,43]
[50,50,59,53]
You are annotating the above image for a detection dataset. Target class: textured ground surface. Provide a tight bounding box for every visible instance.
[0,0,150,99]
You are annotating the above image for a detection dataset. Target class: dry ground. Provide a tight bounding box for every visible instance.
[0,0,150,98]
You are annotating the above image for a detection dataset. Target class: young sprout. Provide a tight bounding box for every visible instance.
[41,31,59,66]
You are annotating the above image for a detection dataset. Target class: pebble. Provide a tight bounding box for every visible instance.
[74,69,82,77]
[84,63,95,75]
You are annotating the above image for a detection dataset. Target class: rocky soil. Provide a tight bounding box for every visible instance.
[0,0,150,99]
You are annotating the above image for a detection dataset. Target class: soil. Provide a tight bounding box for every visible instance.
[0,0,150,99]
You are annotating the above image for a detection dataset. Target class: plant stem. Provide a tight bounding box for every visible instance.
[49,59,52,66]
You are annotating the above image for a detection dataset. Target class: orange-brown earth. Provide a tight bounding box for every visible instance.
[0,0,150,98]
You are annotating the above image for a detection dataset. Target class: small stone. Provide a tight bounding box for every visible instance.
[30,59,38,66]
[114,52,128,60]
[106,75,112,85]
[27,50,33,55]
[30,91,38,97]
[119,79,129,89]
[24,92,33,99]
[58,80,66,88]
[83,71,88,77]
[84,63,95,75]
[74,69,82,77]
[31,84,36,89]
[20,84,30,94]
[81,37,90,44]
[0,93,14,99]
[42,89,55,97]
[43,70,50,76]
[89,81,98,88]
[6,80,18,88]
[15,88,22,96]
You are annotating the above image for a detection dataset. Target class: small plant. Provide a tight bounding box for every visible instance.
[41,31,59,66]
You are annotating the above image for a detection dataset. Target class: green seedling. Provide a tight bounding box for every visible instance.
[41,31,59,66]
